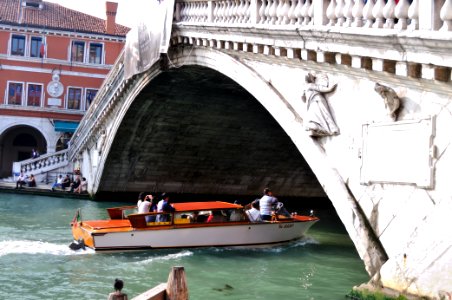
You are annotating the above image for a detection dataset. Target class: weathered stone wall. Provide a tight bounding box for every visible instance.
[232,53,452,298]
[99,66,325,198]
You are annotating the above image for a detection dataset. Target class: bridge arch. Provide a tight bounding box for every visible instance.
[167,47,387,276]
[78,48,386,278]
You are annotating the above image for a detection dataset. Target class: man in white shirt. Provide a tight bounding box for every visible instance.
[15,172,27,189]
[259,188,278,221]
[246,200,262,222]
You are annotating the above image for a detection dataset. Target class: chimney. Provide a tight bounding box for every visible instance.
[105,1,118,35]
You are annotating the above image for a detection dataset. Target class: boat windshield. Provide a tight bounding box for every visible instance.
[275,203,292,218]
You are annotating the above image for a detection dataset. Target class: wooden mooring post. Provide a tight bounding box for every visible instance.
[131,266,188,300]
[166,266,188,300]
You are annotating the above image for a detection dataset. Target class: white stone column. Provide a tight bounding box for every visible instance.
[250,0,260,24]
[418,0,442,30]
[313,0,330,25]
[208,1,214,23]
[407,0,419,30]
[440,0,452,31]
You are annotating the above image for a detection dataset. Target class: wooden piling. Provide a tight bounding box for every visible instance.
[166,266,188,300]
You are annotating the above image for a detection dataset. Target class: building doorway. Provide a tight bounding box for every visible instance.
[0,126,47,178]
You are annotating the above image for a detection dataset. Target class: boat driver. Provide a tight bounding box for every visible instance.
[259,188,278,221]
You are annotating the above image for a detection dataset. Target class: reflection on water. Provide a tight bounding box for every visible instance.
[0,193,369,299]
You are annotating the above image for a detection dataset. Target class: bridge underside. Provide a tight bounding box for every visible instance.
[99,66,325,198]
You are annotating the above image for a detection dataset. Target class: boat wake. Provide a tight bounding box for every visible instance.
[0,240,94,257]
[212,236,319,253]
[139,250,193,264]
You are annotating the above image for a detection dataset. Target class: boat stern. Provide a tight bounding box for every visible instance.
[70,209,94,249]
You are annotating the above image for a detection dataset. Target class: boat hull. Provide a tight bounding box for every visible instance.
[74,220,317,251]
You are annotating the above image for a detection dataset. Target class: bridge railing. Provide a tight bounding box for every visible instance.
[174,0,448,32]
[12,149,70,178]
[69,50,126,160]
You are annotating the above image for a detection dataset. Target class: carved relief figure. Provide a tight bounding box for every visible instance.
[302,72,339,137]
[374,83,401,122]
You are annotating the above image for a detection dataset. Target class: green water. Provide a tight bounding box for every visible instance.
[0,193,369,299]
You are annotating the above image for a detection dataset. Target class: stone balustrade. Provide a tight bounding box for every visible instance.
[12,149,69,176]
[69,51,128,161]
[175,0,452,31]
[173,0,452,85]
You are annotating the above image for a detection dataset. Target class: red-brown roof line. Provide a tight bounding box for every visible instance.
[0,0,130,37]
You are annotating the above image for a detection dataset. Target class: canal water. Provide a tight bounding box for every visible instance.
[0,192,368,299]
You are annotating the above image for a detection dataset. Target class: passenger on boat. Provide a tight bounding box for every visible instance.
[136,192,146,208]
[207,210,227,223]
[259,188,278,221]
[108,278,128,300]
[246,200,262,222]
[186,211,199,223]
[228,200,243,221]
[27,174,36,187]
[156,193,175,222]
[141,193,157,222]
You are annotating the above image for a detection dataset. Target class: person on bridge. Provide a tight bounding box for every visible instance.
[61,174,71,190]
[69,175,81,193]
[51,175,64,191]
[15,172,27,189]
[73,177,87,194]
[31,149,39,159]
[27,174,36,187]
[259,188,278,221]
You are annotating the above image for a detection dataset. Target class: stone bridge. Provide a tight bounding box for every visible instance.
[68,1,452,298]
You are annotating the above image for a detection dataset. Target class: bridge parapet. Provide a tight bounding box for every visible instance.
[175,0,448,31]
[174,0,452,82]
[69,51,127,161]
[12,149,70,184]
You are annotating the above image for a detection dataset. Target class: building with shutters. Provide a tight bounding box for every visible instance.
[0,0,129,177]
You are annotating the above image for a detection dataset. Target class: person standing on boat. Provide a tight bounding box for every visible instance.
[107,278,128,300]
[259,188,278,221]
[156,193,175,222]
[246,199,262,222]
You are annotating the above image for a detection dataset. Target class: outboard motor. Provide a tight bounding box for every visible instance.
[69,238,85,251]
